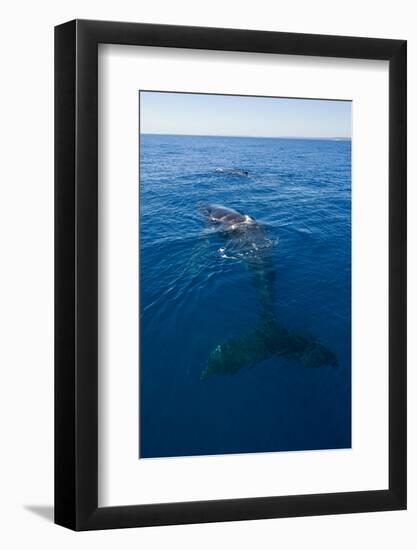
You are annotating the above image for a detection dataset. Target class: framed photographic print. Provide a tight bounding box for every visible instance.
[55,20,406,530]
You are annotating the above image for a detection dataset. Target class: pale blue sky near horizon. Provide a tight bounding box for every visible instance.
[140,91,352,139]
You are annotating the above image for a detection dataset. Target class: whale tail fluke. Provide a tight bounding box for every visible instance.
[201,319,337,380]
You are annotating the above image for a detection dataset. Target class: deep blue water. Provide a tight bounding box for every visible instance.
[139,134,351,458]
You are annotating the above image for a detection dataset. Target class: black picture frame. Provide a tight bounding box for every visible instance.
[55,19,407,531]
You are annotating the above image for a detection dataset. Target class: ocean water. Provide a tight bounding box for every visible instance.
[139,134,351,458]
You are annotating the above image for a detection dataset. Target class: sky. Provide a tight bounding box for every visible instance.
[140,91,351,139]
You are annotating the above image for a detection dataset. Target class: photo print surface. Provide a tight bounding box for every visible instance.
[139,91,351,459]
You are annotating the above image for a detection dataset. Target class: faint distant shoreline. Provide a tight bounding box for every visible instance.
[141,133,351,141]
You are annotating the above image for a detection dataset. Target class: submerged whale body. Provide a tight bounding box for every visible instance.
[214,168,249,177]
[198,203,338,380]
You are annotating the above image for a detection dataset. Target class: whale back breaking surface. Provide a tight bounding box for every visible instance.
[214,167,249,177]
[198,203,248,225]
[198,203,274,259]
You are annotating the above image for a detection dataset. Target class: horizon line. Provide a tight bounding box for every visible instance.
[140,132,352,141]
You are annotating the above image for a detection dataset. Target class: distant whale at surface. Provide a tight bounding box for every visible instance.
[214,168,249,177]
[198,203,338,380]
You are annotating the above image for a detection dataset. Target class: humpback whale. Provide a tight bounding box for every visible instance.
[198,203,337,380]
[215,168,249,177]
